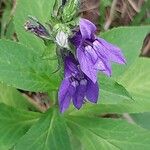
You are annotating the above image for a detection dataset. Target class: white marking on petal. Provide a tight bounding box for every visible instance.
[80,79,87,86]
[71,81,79,87]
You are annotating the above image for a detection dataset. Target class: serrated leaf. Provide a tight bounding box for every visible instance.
[0,104,41,150]
[15,108,71,150]
[101,26,150,78]
[66,116,150,150]
[14,0,55,53]
[0,39,60,92]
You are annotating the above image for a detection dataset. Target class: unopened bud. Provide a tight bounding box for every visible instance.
[24,16,50,40]
[56,31,69,48]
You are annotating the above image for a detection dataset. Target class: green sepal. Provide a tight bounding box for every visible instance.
[62,0,79,23]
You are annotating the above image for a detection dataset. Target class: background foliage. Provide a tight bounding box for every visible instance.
[0,0,150,149]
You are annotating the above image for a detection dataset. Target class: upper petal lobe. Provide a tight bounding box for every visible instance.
[97,38,126,64]
[79,18,96,40]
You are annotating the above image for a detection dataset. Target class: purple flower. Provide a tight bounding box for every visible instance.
[71,18,126,83]
[58,54,99,113]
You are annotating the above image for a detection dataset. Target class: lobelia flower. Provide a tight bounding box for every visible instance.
[58,54,99,113]
[71,18,126,83]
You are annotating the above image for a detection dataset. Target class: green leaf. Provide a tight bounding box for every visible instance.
[131,1,150,25]
[15,108,71,150]
[131,112,150,130]
[101,26,150,78]
[100,0,112,28]
[66,116,150,150]
[0,103,41,150]
[69,102,150,116]
[0,39,60,92]
[0,83,34,110]
[99,75,132,104]
[118,58,150,129]
[13,0,61,92]
[112,57,150,115]
[0,0,12,38]
[119,58,150,100]
[14,0,55,53]
[5,18,15,40]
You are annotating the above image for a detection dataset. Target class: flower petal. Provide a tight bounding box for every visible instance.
[77,47,97,83]
[72,79,87,109]
[58,79,73,113]
[86,79,99,103]
[79,18,96,39]
[94,57,112,76]
[85,45,98,64]
[70,31,82,48]
[64,55,78,78]
[93,42,112,76]
[93,40,108,59]
[97,38,126,64]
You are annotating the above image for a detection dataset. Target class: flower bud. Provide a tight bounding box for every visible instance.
[24,16,50,40]
[56,31,69,48]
